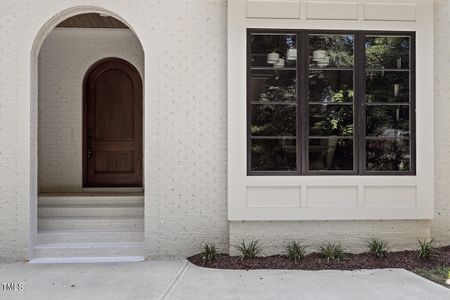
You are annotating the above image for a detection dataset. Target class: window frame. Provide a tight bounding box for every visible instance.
[247,29,416,176]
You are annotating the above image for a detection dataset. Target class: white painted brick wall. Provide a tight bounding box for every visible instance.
[0,0,229,261]
[38,29,144,192]
[431,0,450,247]
[0,0,449,261]
[229,221,431,256]
[139,0,229,258]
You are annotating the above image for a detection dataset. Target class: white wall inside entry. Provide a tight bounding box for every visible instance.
[38,28,144,192]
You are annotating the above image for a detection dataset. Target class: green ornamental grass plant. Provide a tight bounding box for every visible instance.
[418,239,434,259]
[236,240,262,259]
[285,241,307,262]
[367,239,390,258]
[320,242,345,262]
[200,242,219,263]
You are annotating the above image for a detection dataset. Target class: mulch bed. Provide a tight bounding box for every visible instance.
[188,246,450,271]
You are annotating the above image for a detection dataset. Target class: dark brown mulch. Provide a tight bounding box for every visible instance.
[188,246,450,271]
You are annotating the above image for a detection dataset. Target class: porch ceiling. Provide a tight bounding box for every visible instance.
[57,13,128,28]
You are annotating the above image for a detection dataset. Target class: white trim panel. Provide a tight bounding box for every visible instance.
[363,3,416,21]
[306,186,358,208]
[364,185,417,208]
[306,1,358,20]
[247,0,301,19]
[247,186,301,207]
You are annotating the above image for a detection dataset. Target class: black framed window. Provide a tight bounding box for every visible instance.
[247,30,415,175]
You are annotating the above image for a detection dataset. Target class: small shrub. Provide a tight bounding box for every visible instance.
[285,241,307,262]
[200,242,219,263]
[236,240,262,259]
[320,242,345,262]
[367,239,390,258]
[418,239,434,259]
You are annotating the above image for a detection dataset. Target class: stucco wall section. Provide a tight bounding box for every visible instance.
[38,29,144,192]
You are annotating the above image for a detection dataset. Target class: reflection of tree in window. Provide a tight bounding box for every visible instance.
[309,71,353,102]
[309,35,354,67]
[310,105,353,136]
[258,72,296,102]
[251,139,296,171]
[366,36,410,69]
[251,104,296,136]
[366,140,410,171]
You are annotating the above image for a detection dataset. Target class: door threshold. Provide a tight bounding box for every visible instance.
[82,187,144,193]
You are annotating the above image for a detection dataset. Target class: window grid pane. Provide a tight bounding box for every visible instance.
[307,34,355,172]
[364,34,413,173]
[249,32,298,172]
[247,30,415,175]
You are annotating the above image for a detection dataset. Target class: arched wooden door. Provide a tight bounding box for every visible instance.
[83,58,142,187]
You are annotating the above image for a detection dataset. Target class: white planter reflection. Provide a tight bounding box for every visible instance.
[286,48,297,60]
[274,58,285,68]
[267,52,280,64]
[312,49,329,67]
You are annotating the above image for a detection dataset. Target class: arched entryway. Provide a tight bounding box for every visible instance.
[83,58,143,187]
[31,10,145,262]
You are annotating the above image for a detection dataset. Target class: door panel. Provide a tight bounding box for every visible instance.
[94,70,134,140]
[84,58,142,187]
[94,151,135,173]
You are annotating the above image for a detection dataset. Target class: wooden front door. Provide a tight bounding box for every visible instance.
[84,58,142,187]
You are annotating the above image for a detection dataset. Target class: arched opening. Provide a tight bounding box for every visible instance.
[31,9,145,262]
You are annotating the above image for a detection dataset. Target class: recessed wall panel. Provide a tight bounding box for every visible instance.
[247,186,301,208]
[364,186,417,208]
[364,3,416,21]
[307,186,358,208]
[306,2,357,20]
[247,0,301,19]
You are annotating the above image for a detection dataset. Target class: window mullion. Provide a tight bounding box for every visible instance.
[299,30,308,175]
[357,31,366,175]
[296,31,301,174]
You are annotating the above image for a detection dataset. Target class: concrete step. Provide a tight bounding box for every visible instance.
[38,193,144,206]
[38,217,144,230]
[30,256,145,263]
[38,205,144,218]
[37,230,144,244]
[33,242,145,259]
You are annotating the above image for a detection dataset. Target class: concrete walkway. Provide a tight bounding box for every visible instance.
[0,260,449,299]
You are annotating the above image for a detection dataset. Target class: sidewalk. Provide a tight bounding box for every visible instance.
[0,260,449,299]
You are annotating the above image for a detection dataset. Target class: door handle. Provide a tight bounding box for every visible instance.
[87,148,93,159]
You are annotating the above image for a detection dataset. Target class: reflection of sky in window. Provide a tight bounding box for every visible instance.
[308,35,354,52]
[285,36,296,48]
[309,34,353,40]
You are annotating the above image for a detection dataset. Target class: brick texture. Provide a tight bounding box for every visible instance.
[229,221,431,256]
[431,0,450,247]
[0,0,449,261]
